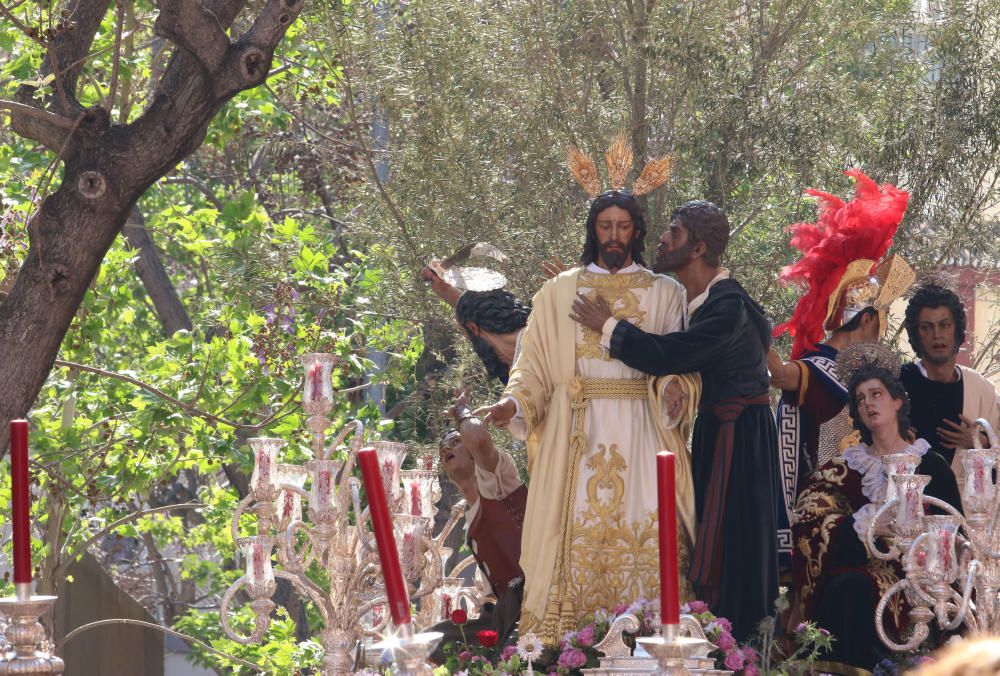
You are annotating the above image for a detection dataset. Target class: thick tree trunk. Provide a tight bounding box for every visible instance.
[0,181,128,452]
[0,0,305,453]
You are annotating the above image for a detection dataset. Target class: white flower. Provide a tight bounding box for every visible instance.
[517,632,543,660]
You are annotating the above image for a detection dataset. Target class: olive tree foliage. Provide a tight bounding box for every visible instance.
[0,0,305,452]
[0,0,422,669]
[325,0,1000,395]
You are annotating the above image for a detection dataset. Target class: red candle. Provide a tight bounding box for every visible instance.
[10,419,32,598]
[358,447,411,626]
[657,451,680,626]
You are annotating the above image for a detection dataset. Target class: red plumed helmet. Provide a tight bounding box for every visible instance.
[773,169,909,360]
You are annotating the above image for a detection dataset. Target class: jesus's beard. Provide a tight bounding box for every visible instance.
[600,242,629,270]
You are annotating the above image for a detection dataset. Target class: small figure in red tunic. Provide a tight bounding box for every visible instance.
[430,390,526,661]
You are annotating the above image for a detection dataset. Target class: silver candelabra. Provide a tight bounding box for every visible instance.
[865,418,1000,650]
[0,595,64,674]
[219,353,466,674]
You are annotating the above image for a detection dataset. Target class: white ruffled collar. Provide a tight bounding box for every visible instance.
[846,438,930,539]
[843,439,931,504]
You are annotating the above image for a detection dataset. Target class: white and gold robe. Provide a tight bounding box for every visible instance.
[503,264,698,644]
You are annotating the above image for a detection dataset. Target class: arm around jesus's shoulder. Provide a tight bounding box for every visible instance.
[609,294,745,376]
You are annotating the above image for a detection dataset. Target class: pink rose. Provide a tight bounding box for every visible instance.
[501,645,519,660]
[688,600,709,614]
[459,650,472,662]
[714,617,732,633]
[743,664,760,676]
[724,649,745,672]
[743,647,760,664]
[577,625,596,647]
[715,631,736,651]
[557,648,588,669]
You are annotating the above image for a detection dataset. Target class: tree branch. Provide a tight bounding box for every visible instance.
[52,359,266,430]
[122,207,194,335]
[261,81,368,153]
[238,0,303,51]
[107,0,126,110]
[31,0,114,116]
[0,2,45,47]
[162,174,225,211]
[339,57,420,257]
[59,502,204,574]
[0,99,77,129]
[154,0,230,75]
[49,359,359,432]
[1,98,74,151]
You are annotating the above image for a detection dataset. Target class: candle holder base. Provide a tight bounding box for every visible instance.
[0,596,64,675]
[373,628,442,676]
[635,632,710,676]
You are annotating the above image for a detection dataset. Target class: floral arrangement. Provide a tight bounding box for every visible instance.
[683,600,761,674]
[547,598,659,672]
[439,600,658,675]
[686,596,833,675]
[436,593,835,676]
[438,608,533,675]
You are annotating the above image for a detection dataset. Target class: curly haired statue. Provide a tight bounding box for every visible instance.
[455,289,530,384]
[904,283,967,360]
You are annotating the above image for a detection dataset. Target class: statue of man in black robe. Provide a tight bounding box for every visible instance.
[570,200,780,640]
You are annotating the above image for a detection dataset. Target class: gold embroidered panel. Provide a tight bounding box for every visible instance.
[575,272,653,361]
[566,445,659,625]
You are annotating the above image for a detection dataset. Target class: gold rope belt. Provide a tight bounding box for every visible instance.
[567,376,648,501]
[574,376,649,401]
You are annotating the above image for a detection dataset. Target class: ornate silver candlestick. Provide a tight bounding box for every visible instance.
[0,595,64,674]
[866,418,1000,649]
[636,621,713,675]
[582,612,724,675]
[219,353,464,674]
[371,623,443,676]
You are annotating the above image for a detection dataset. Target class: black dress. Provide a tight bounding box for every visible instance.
[610,277,780,641]
[793,441,962,671]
